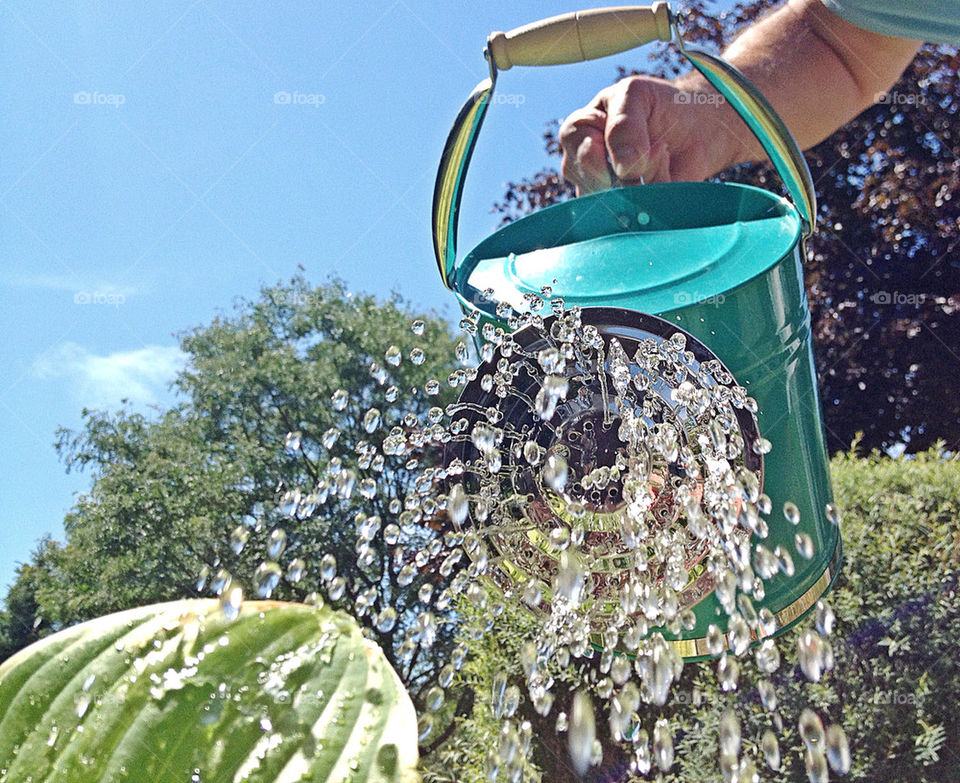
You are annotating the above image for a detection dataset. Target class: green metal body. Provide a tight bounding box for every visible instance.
[449,183,839,655]
[432,6,840,656]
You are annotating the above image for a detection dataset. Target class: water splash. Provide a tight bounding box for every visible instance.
[191,298,844,781]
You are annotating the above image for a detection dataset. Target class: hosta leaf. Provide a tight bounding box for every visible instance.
[0,599,419,782]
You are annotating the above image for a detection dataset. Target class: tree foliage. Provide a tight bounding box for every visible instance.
[493,1,960,454]
[0,278,461,716]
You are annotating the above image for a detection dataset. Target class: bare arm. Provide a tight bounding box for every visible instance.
[559,0,921,192]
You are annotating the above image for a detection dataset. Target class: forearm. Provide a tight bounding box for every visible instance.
[678,0,921,169]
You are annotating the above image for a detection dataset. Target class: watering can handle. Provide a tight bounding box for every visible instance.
[431,4,817,290]
[486,4,673,69]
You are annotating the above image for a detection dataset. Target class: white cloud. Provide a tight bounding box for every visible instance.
[33,342,186,409]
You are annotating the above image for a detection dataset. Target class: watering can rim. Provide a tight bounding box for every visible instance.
[431,2,818,291]
[452,180,803,294]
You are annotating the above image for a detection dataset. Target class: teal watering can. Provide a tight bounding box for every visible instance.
[432,3,840,659]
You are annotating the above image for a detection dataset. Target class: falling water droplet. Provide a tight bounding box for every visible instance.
[447,484,468,526]
[543,454,568,492]
[319,553,337,581]
[211,568,231,596]
[375,607,397,633]
[568,690,596,776]
[555,551,586,607]
[798,631,826,682]
[418,713,434,742]
[653,718,674,771]
[327,576,346,602]
[411,319,425,335]
[75,692,91,718]
[266,529,287,559]
[815,600,836,636]
[230,526,249,555]
[756,639,781,673]
[425,686,445,712]
[523,440,541,465]
[774,545,795,577]
[363,408,381,433]
[706,624,725,656]
[255,562,282,598]
[761,729,780,770]
[471,423,496,454]
[359,477,377,499]
[757,678,778,712]
[798,708,826,751]
[331,389,348,411]
[825,502,841,526]
[285,557,306,584]
[502,685,520,718]
[825,724,850,773]
[718,653,739,692]
[384,345,402,366]
[220,584,243,621]
[805,748,829,783]
[718,709,740,757]
[491,670,508,718]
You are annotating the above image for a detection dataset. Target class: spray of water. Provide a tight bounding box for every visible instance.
[205,294,846,780]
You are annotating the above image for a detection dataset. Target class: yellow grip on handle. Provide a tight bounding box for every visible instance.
[487,3,672,70]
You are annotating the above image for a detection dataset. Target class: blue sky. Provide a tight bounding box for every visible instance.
[0,0,696,589]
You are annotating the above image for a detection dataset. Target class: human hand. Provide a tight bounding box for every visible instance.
[559,74,751,195]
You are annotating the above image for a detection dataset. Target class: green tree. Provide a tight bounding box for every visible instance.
[0,543,57,661]
[0,277,461,715]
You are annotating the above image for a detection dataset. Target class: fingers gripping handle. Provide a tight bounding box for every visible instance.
[433,2,817,288]
[487,3,672,70]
